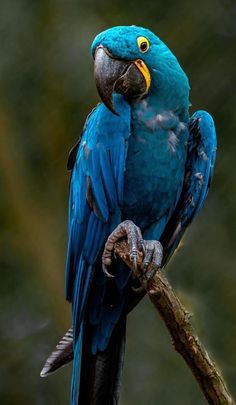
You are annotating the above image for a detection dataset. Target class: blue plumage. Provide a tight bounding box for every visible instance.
[64,26,217,404]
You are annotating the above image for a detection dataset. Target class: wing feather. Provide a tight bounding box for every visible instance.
[65,99,131,350]
[161,110,217,264]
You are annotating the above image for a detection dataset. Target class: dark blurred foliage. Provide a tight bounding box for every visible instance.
[0,0,236,403]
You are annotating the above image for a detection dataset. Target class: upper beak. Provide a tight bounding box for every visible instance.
[94,45,150,114]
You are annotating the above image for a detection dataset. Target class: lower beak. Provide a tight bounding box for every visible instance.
[94,46,150,114]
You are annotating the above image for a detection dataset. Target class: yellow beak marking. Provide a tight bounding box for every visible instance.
[134,59,151,93]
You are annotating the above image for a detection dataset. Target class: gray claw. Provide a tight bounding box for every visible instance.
[143,266,158,281]
[130,252,138,272]
[141,240,163,280]
[131,285,145,293]
[141,240,146,254]
[142,261,149,272]
[102,264,115,278]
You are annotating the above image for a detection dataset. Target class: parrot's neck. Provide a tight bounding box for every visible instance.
[128,57,190,131]
[146,49,190,114]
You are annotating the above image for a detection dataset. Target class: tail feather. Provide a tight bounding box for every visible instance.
[40,319,126,404]
[78,316,126,405]
[71,323,84,405]
[40,328,73,378]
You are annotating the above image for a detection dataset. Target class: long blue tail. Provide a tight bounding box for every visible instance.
[71,317,126,405]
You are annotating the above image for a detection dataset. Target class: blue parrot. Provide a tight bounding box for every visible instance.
[40,26,217,404]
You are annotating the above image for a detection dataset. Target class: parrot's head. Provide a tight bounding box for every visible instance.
[91,25,189,114]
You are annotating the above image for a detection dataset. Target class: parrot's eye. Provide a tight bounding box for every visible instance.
[137,36,150,53]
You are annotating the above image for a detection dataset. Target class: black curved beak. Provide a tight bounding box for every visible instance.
[94,46,147,115]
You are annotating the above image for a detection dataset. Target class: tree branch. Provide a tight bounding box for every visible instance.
[114,239,234,405]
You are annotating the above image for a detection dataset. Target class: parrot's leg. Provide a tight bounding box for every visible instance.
[102,220,163,281]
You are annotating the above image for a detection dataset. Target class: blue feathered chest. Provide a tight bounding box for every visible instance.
[123,100,189,231]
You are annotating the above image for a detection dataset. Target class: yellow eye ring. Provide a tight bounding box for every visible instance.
[137,36,150,53]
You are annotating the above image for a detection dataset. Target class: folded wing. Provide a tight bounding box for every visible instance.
[161,110,217,264]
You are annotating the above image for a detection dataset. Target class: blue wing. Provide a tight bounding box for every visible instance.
[161,110,217,264]
[65,98,131,403]
[66,98,131,316]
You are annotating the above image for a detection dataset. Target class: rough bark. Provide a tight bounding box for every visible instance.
[114,239,234,405]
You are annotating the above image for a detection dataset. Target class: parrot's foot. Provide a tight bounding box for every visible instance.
[102,221,163,283]
[131,240,163,292]
[141,240,163,281]
[102,220,144,277]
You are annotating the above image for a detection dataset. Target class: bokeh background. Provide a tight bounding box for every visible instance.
[1,0,236,403]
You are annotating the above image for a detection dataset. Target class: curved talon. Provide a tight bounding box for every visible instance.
[143,266,159,281]
[131,284,145,293]
[130,252,138,272]
[141,240,163,280]
[102,264,115,278]
[141,240,146,254]
[142,261,149,272]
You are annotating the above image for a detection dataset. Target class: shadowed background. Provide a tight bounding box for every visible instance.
[0,0,236,403]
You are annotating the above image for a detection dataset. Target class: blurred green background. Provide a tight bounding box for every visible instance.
[0,0,236,404]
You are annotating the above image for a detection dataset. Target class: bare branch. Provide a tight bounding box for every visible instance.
[114,239,234,405]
